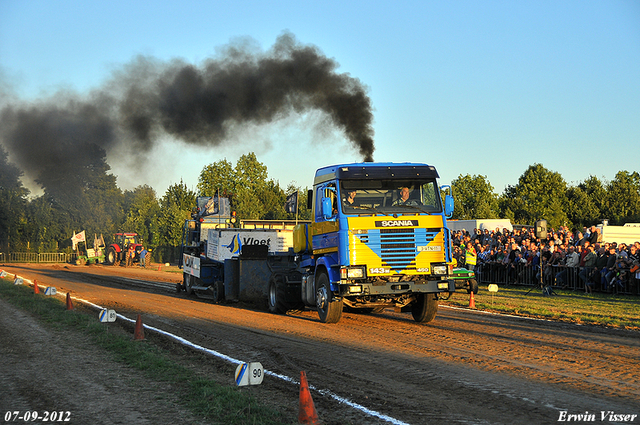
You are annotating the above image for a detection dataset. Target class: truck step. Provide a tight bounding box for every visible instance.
[192,285,212,291]
[192,286,216,300]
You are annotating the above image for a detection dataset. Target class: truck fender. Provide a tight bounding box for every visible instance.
[314,256,340,292]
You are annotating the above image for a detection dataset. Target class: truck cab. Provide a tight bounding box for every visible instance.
[301,162,456,323]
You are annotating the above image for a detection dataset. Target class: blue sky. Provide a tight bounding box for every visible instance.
[1,0,639,196]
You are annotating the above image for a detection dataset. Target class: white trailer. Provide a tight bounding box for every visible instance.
[598,223,640,245]
[447,219,513,234]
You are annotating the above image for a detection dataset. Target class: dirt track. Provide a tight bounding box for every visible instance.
[1,263,639,425]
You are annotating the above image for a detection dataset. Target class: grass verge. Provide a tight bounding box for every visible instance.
[442,284,640,330]
[0,276,294,425]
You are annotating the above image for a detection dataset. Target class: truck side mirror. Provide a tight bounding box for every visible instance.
[444,194,454,218]
[440,185,454,218]
[307,189,313,210]
[322,197,333,220]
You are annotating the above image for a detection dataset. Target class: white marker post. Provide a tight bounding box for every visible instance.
[99,309,117,323]
[488,284,499,306]
[235,362,264,386]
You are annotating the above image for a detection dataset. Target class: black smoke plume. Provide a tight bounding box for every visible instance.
[0,33,375,195]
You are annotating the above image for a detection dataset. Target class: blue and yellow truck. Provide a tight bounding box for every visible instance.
[179,162,456,324]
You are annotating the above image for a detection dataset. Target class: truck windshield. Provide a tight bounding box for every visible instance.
[340,179,442,214]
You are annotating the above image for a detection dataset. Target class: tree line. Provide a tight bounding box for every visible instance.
[451,164,640,231]
[1,145,638,261]
[0,149,308,262]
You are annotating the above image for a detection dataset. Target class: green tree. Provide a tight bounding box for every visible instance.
[156,180,196,249]
[565,186,590,230]
[197,159,236,199]
[603,171,640,225]
[121,185,159,247]
[450,174,499,219]
[499,164,569,229]
[83,172,125,242]
[258,180,287,220]
[232,153,270,219]
[0,145,29,251]
[566,176,605,229]
[197,153,285,220]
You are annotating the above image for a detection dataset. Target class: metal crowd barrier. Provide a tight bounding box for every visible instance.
[2,252,75,264]
[476,262,639,295]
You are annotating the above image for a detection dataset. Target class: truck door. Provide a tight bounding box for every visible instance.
[315,183,337,222]
[312,182,340,255]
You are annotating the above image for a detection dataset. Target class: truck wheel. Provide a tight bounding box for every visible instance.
[184,274,194,296]
[467,278,479,295]
[315,273,343,323]
[268,274,286,313]
[411,293,438,323]
[268,273,302,313]
[212,280,224,303]
[106,247,117,265]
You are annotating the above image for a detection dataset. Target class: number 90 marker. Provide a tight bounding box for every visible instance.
[235,362,264,386]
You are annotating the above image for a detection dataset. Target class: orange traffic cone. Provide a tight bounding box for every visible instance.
[66,292,74,310]
[469,291,476,309]
[133,314,145,340]
[298,371,320,424]
[34,280,40,294]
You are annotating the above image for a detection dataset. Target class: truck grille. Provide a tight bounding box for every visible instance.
[355,228,440,272]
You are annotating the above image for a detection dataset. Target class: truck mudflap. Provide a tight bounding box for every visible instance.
[338,279,455,296]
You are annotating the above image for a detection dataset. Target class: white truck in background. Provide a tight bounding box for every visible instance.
[598,222,640,246]
[447,219,513,234]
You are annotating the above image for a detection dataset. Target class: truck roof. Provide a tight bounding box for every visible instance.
[314,162,439,185]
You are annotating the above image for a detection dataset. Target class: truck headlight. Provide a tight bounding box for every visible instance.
[432,265,447,275]
[340,266,366,279]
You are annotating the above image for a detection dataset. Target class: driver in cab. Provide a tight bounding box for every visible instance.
[392,187,421,206]
[343,190,357,206]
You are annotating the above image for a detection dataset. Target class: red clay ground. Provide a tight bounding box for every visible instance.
[1,263,639,425]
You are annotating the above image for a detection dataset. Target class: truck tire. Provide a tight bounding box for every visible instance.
[268,274,288,314]
[315,272,343,324]
[212,280,224,303]
[467,278,479,295]
[184,274,194,296]
[411,293,438,323]
[105,247,117,265]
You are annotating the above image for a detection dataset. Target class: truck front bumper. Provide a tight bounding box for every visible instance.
[339,279,455,296]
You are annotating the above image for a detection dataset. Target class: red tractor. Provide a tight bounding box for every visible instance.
[105,232,144,266]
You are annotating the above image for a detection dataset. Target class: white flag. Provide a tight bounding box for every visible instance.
[71,231,86,250]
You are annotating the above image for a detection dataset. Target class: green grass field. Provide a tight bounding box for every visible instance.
[442,284,640,330]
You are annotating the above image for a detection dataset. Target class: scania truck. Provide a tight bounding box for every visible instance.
[179,162,456,324]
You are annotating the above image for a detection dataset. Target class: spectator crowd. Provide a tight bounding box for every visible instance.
[452,225,640,294]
